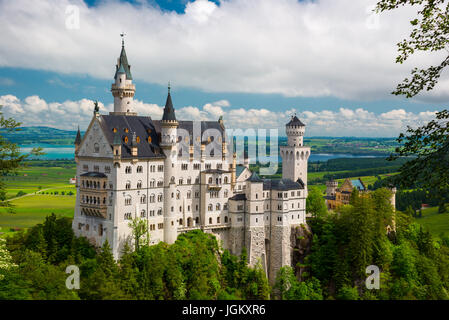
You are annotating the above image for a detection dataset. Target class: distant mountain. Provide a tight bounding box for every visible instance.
[0,126,81,145]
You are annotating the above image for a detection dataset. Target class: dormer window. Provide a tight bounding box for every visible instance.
[124,128,129,133]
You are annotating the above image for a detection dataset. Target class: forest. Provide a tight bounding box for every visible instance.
[2,187,449,300]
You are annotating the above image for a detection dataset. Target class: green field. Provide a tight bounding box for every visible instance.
[0,195,75,231]
[415,206,449,239]
[0,165,76,236]
[2,166,76,199]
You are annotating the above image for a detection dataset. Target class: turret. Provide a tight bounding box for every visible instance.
[74,126,82,153]
[326,179,338,197]
[280,115,310,186]
[161,83,179,244]
[110,35,136,115]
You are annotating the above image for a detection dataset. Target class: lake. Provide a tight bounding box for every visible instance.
[20,144,386,162]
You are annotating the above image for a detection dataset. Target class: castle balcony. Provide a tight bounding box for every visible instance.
[80,203,107,219]
[202,224,231,231]
[111,83,135,91]
[207,184,222,191]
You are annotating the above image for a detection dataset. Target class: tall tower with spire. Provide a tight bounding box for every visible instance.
[160,83,179,244]
[280,115,310,193]
[111,34,136,115]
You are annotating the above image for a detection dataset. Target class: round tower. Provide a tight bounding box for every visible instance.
[326,179,338,197]
[279,115,310,189]
[161,84,179,244]
[111,35,136,115]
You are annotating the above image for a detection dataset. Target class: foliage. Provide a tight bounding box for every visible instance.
[376,0,449,98]
[306,186,328,219]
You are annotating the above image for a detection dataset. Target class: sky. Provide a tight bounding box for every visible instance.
[0,0,448,137]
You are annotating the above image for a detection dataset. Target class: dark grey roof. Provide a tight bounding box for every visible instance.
[114,45,132,80]
[287,116,305,127]
[80,172,107,178]
[74,127,82,145]
[263,178,305,191]
[99,115,164,159]
[324,195,336,200]
[247,171,263,183]
[97,114,228,160]
[162,92,176,122]
[229,193,246,201]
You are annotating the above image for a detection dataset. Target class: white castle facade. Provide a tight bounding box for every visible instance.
[72,41,311,281]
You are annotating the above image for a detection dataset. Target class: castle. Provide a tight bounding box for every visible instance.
[72,39,310,282]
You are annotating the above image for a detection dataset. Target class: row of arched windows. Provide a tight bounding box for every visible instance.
[81,180,107,189]
[81,195,106,205]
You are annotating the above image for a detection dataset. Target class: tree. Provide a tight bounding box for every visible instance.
[0,106,43,208]
[128,216,149,252]
[376,0,449,98]
[306,187,328,219]
[375,2,449,200]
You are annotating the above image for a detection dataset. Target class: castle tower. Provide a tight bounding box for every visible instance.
[326,179,338,197]
[279,115,311,193]
[160,84,179,244]
[110,35,136,115]
[244,172,267,272]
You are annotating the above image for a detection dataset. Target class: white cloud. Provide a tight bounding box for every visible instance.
[1,0,448,102]
[0,94,439,137]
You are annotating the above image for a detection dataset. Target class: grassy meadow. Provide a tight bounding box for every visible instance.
[0,165,76,237]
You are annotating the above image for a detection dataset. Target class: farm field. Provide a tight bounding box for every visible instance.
[0,194,75,231]
[415,206,449,240]
[0,164,77,237]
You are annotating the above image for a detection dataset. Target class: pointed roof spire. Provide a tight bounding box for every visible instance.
[113,130,121,146]
[247,171,263,183]
[162,82,177,122]
[114,33,133,80]
[75,126,82,145]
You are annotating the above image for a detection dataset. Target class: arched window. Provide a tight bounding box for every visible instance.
[94,143,99,153]
[125,195,132,206]
[125,181,131,189]
[141,195,146,204]
[208,204,213,211]
[209,217,212,224]
[224,216,228,223]
[224,177,228,184]
[179,218,183,226]
[208,177,213,184]
[137,181,142,189]
[141,210,146,218]
[216,203,221,210]
[150,194,155,203]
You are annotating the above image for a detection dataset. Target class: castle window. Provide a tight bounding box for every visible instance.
[187,191,191,199]
[256,206,258,212]
[178,178,183,185]
[124,128,129,133]
[208,204,213,211]
[158,223,163,229]
[125,166,132,174]
[188,205,190,211]
[137,181,142,189]
[94,144,100,153]
[196,205,199,211]
[148,136,152,144]
[158,165,163,172]
[224,203,228,210]
[83,165,88,172]
[187,177,192,184]
[179,219,183,226]
[141,210,146,218]
[137,166,143,173]
[297,191,300,196]
[224,216,228,223]
[182,164,188,170]
[113,128,117,133]
[194,163,200,170]
[217,217,220,224]
[124,213,132,220]
[224,190,228,197]
[208,177,213,184]
[125,181,131,189]
[158,208,162,215]
[105,166,111,173]
[125,196,132,206]
[179,206,182,212]
[124,136,129,143]
[136,136,140,143]
[157,180,163,187]
[141,195,146,204]
[224,177,228,184]
[205,164,211,170]
[158,194,163,202]
[209,217,212,224]
[216,203,221,210]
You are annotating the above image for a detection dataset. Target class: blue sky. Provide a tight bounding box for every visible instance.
[0,0,447,137]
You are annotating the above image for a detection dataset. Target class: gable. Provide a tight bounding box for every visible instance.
[77,118,113,158]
